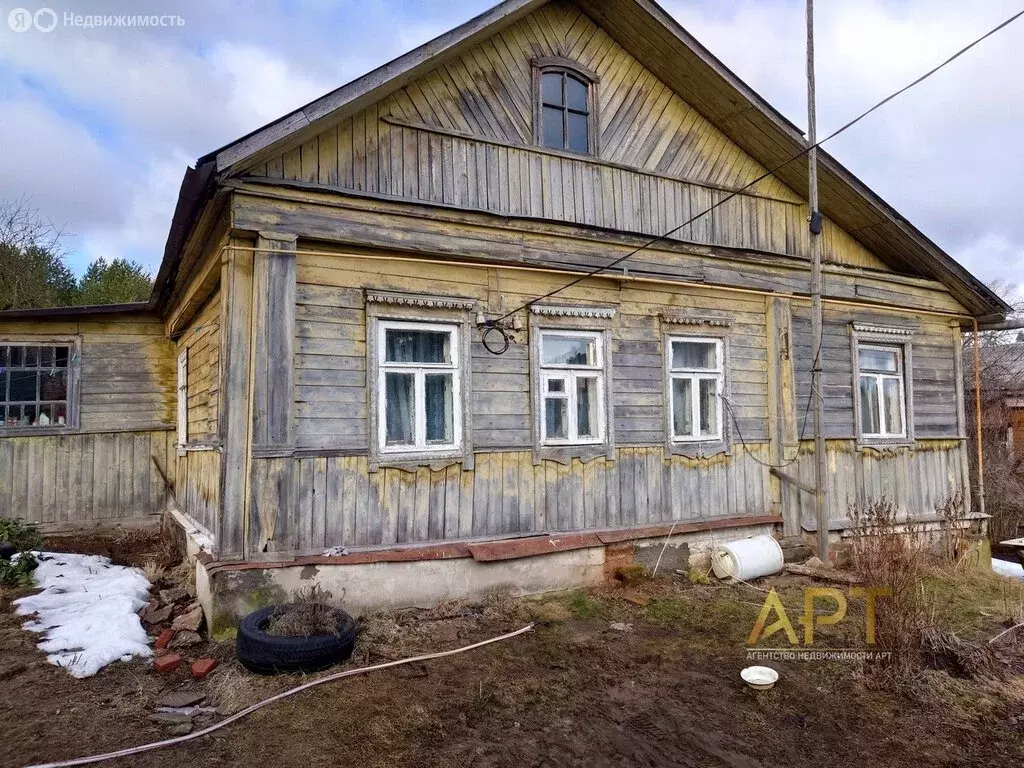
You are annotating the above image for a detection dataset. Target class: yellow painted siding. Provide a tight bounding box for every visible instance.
[177,292,221,441]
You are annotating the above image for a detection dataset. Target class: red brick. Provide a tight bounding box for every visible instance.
[191,658,217,680]
[155,629,176,650]
[153,653,182,673]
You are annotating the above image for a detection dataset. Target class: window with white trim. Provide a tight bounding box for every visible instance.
[377,321,461,453]
[668,337,723,442]
[539,331,604,444]
[176,350,188,445]
[857,344,907,439]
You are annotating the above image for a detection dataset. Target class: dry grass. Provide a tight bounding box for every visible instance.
[141,559,166,584]
[266,585,343,638]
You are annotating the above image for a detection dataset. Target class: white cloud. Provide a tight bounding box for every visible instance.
[0,99,123,236]
[667,0,1024,292]
[79,150,193,273]
[2,0,1023,297]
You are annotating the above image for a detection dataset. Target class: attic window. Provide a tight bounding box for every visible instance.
[533,58,598,155]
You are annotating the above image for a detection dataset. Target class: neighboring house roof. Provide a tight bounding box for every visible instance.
[979,340,1024,395]
[154,0,1010,322]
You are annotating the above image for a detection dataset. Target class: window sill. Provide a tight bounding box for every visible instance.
[371,449,467,472]
[0,425,77,438]
[856,438,915,453]
[666,441,730,460]
[534,443,609,465]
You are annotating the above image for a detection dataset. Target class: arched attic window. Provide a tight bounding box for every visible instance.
[533,58,599,155]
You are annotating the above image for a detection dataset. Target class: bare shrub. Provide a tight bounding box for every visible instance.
[935,491,970,567]
[849,498,931,678]
[266,585,343,638]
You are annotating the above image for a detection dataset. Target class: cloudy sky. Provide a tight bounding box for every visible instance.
[1,0,1022,300]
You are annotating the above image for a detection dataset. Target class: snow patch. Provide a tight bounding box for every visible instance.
[992,557,1024,581]
[15,553,153,678]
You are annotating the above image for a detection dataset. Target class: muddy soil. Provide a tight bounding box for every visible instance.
[2,537,1023,768]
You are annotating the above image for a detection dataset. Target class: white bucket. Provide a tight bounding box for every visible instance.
[711,536,784,581]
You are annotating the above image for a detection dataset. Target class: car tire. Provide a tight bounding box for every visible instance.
[235,605,357,675]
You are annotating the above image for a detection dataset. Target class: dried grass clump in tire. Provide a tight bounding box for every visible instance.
[266,585,342,638]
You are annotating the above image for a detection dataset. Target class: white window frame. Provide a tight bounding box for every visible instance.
[376,320,462,455]
[538,330,605,445]
[857,343,908,440]
[176,349,188,446]
[667,336,724,443]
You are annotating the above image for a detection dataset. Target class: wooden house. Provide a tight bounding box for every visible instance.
[0,0,1008,631]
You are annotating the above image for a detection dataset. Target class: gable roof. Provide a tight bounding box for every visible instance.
[166,0,1008,321]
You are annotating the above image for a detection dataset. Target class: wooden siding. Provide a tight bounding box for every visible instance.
[0,429,174,530]
[293,249,770,452]
[0,315,176,433]
[791,309,960,440]
[788,440,969,526]
[172,448,220,535]
[246,0,889,274]
[178,292,221,441]
[252,444,772,554]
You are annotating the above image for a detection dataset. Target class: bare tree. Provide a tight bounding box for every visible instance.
[0,197,76,311]
[964,281,1024,541]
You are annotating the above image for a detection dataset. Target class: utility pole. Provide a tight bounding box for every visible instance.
[807,0,830,563]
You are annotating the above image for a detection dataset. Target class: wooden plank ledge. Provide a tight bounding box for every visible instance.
[201,515,782,573]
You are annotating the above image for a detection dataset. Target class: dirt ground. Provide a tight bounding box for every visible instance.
[3,534,1024,768]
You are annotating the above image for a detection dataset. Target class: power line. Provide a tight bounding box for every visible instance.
[487,7,1024,332]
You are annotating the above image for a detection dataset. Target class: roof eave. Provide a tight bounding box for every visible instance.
[0,302,153,321]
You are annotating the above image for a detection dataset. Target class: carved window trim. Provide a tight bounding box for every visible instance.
[850,324,917,450]
[365,291,477,471]
[532,57,600,157]
[529,309,615,465]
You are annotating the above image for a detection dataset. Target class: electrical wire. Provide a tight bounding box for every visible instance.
[486,7,1024,332]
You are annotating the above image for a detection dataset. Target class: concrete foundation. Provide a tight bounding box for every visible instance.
[171,509,777,638]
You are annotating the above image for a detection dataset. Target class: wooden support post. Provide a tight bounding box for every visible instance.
[807,0,830,561]
[247,232,298,558]
[218,236,255,560]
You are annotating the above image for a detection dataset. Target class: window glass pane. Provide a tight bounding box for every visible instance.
[424,373,454,444]
[54,403,67,426]
[699,379,718,436]
[672,378,693,437]
[9,371,36,401]
[23,346,38,367]
[541,72,563,106]
[542,106,564,148]
[22,404,37,426]
[565,76,588,111]
[384,372,414,445]
[576,376,598,438]
[385,329,450,364]
[859,376,881,434]
[0,368,6,401]
[9,347,22,367]
[0,346,8,366]
[544,397,568,440]
[859,348,898,373]
[672,341,717,370]
[542,335,597,366]
[547,378,565,393]
[883,378,903,435]
[41,370,66,402]
[567,112,589,153]
[55,346,69,367]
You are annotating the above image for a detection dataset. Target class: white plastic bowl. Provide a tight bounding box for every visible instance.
[741,666,779,690]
